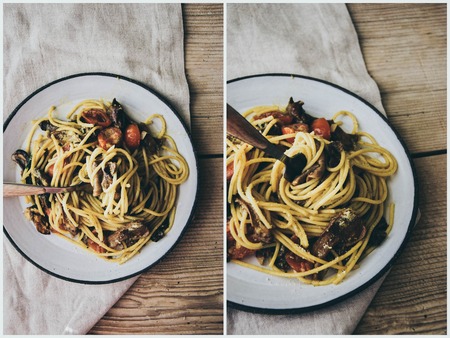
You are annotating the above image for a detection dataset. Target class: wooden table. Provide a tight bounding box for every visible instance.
[91,3,446,334]
[348,4,447,334]
[89,4,224,334]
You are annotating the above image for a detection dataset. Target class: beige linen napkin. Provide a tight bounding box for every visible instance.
[3,3,190,334]
[227,3,387,335]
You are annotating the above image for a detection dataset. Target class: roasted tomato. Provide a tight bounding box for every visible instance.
[87,238,106,254]
[124,124,141,150]
[281,123,309,143]
[254,111,294,125]
[311,118,331,140]
[81,109,112,127]
[98,127,123,150]
[226,162,234,181]
[228,245,255,260]
[285,251,313,272]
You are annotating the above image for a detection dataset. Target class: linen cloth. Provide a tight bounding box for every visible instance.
[3,3,190,334]
[227,3,387,335]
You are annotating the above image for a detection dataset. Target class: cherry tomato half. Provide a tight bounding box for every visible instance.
[87,238,106,253]
[285,252,313,272]
[311,118,331,140]
[98,127,123,150]
[254,111,294,125]
[124,124,141,150]
[281,123,309,143]
[226,162,234,181]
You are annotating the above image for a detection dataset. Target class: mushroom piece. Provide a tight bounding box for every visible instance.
[101,162,117,191]
[11,149,30,171]
[39,120,58,133]
[107,221,150,251]
[31,168,51,187]
[235,197,273,244]
[311,208,366,259]
[292,151,327,186]
[285,97,314,124]
[139,122,162,154]
[331,126,359,151]
[24,207,51,235]
[108,98,129,130]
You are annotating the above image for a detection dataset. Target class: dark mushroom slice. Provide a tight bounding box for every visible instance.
[150,219,170,242]
[325,142,343,168]
[92,161,103,197]
[52,130,82,145]
[38,194,51,215]
[235,197,273,244]
[108,98,130,130]
[39,120,58,133]
[11,149,31,171]
[107,221,150,251]
[292,150,327,186]
[311,208,366,259]
[53,202,79,237]
[101,162,117,191]
[31,168,51,187]
[285,97,315,125]
[24,206,51,235]
[139,123,162,154]
[369,216,389,247]
[331,125,359,151]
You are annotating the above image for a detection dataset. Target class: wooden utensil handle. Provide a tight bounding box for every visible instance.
[3,183,48,197]
[226,104,285,159]
[227,104,272,149]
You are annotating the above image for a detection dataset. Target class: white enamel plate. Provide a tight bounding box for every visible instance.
[4,73,198,284]
[227,74,418,312]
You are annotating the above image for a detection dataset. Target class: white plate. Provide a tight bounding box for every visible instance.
[227,74,418,312]
[4,73,198,284]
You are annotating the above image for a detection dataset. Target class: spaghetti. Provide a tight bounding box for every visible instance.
[226,98,397,285]
[13,99,189,264]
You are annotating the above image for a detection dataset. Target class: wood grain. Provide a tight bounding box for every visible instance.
[355,155,447,334]
[347,3,447,155]
[184,4,224,157]
[348,3,447,335]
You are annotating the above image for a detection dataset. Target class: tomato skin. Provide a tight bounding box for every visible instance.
[47,164,55,177]
[285,252,313,272]
[311,118,331,140]
[124,124,141,150]
[226,162,234,181]
[281,123,309,143]
[98,127,123,150]
[228,245,255,260]
[87,238,106,254]
[254,111,293,125]
[81,109,112,127]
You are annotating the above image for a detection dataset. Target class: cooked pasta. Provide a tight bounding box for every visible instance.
[226,98,397,285]
[13,99,188,264]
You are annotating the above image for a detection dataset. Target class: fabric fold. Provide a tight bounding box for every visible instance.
[3,3,190,334]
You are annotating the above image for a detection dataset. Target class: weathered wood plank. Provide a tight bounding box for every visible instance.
[348,3,447,154]
[184,4,224,156]
[355,154,447,334]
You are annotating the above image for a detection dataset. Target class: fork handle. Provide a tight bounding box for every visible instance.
[3,183,70,197]
[226,104,285,159]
